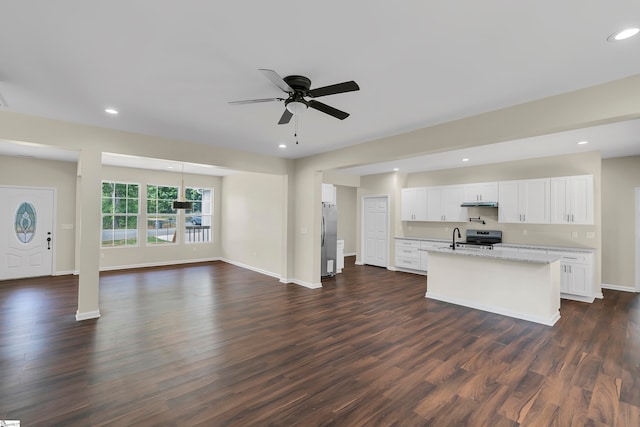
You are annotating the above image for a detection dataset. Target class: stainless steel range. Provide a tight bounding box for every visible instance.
[455,229,502,250]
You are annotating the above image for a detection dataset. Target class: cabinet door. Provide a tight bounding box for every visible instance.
[426,187,444,221]
[550,178,570,224]
[560,263,570,293]
[322,183,336,204]
[498,181,521,223]
[565,263,589,296]
[401,188,414,221]
[522,179,550,224]
[570,175,593,225]
[401,188,427,221]
[442,186,466,222]
[478,182,498,202]
[413,188,427,221]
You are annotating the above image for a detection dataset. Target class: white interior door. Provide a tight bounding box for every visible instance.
[0,187,55,280]
[364,196,388,267]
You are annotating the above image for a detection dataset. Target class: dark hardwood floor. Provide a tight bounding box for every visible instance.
[1,257,639,426]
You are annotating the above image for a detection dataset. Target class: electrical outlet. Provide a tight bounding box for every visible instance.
[571,231,578,238]
[586,231,595,239]
[522,229,527,236]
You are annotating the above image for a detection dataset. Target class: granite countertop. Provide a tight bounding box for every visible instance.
[395,237,449,243]
[397,237,594,253]
[493,243,596,253]
[424,246,562,264]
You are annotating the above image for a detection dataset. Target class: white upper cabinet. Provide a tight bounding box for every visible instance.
[427,185,466,222]
[322,183,336,204]
[498,178,550,224]
[550,175,594,225]
[462,182,498,202]
[401,188,427,221]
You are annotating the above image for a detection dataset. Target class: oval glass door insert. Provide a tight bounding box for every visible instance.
[15,202,37,243]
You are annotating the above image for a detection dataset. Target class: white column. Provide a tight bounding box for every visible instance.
[76,148,102,321]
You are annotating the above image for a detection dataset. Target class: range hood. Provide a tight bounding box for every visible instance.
[460,201,499,208]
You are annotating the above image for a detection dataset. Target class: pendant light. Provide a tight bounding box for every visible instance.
[173,164,193,210]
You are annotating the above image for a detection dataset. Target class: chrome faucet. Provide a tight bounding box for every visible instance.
[452,227,461,250]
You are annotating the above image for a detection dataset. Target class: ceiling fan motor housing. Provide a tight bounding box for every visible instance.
[283,75,312,94]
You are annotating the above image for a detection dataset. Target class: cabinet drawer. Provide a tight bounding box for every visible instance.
[552,251,590,264]
[396,240,421,249]
[395,257,422,269]
[395,248,419,259]
[420,241,445,249]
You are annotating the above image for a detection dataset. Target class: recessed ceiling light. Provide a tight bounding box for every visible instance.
[393,168,399,171]
[607,28,640,42]
[278,144,287,149]
[577,140,589,145]
[167,166,174,169]
[105,108,119,115]
[462,158,470,162]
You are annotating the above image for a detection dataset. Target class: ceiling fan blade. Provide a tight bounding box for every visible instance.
[228,97,284,105]
[308,81,360,98]
[278,109,293,125]
[308,100,349,120]
[259,69,294,93]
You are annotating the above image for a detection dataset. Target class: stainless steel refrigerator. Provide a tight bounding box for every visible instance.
[321,202,338,277]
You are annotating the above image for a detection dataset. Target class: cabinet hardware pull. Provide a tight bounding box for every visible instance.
[571,214,574,222]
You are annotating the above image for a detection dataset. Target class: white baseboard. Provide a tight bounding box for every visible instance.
[355,260,363,265]
[99,257,220,272]
[425,291,560,326]
[285,279,322,289]
[54,270,78,276]
[393,266,427,276]
[76,310,101,321]
[344,252,356,257]
[601,283,638,293]
[219,258,280,279]
[560,293,595,303]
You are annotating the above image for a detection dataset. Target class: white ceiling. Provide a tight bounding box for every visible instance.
[1,1,640,168]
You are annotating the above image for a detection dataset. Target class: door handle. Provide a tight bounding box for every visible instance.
[47,232,52,250]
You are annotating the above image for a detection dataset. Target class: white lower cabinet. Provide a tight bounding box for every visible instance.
[496,245,594,301]
[395,239,422,270]
[337,239,345,273]
[419,241,445,272]
[395,239,444,272]
[553,251,593,298]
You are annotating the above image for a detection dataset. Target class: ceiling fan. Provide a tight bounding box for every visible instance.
[229,69,360,124]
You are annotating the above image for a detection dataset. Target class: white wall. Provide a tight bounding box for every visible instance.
[0,155,77,274]
[336,185,357,255]
[220,171,286,278]
[601,155,640,289]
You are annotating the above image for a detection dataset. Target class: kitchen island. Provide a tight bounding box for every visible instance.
[424,247,562,326]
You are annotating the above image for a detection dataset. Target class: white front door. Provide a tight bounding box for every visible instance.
[0,187,55,280]
[364,196,388,268]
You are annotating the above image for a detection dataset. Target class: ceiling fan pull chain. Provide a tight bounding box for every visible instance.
[295,114,299,144]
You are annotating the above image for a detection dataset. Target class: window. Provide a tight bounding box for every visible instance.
[147,184,178,245]
[184,187,212,243]
[101,182,139,247]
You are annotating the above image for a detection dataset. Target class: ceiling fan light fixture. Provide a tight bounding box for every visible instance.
[286,100,307,115]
